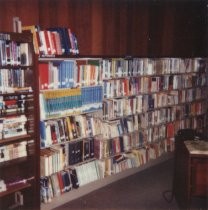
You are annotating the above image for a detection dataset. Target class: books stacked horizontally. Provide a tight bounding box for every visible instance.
[0,115,27,139]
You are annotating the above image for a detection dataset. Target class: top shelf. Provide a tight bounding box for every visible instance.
[0,32,33,43]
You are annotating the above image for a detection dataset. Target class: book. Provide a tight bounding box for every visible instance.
[39,63,49,90]
[22,25,40,54]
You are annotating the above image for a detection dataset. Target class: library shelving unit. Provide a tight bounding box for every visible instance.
[38,56,207,210]
[0,32,40,210]
[38,55,104,208]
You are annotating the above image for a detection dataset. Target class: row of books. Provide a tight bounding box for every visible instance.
[140,102,206,128]
[103,73,206,98]
[0,39,32,66]
[40,138,96,177]
[81,86,103,106]
[41,139,95,175]
[147,122,188,147]
[102,58,206,79]
[94,132,146,160]
[101,114,147,139]
[74,160,100,187]
[39,57,206,92]
[40,114,102,148]
[96,142,167,178]
[40,124,170,174]
[76,59,102,87]
[40,159,99,204]
[40,101,206,150]
[39,59,103,90]
[40,143,166,204]
[101,107,206,140]
[0,33,10,40]
[101,151,146,177]
[132,74,206,94]
[0,115,27,139]
[144,89,205,110]
[40,145,65,177]
[40,169,79,203]
[40,88,81,119]
[101,114,163,138]
[0,94,27,115]
[22,25,79,56]
[40,135,183,205]
[95,123,175,160]
[139,115,206,145]
[39,61,76,90]
[40,86,103,119]
[41,129,162,178]
[102,94,206,121]
[0,141,27,162]
[0,68,33,94]
[67,138,95,165]
[174,116,206,133]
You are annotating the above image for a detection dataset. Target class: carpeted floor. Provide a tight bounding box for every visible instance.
[53,158,207,210]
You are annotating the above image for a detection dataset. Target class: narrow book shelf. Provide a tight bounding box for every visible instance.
[0,182,31,198]
[0,134,34,145]
[0,156,28,167]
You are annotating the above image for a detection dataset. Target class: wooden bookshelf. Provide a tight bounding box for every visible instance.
[0,32,39,210]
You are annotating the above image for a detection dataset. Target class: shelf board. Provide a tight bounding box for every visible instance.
[0,134,34,145]
[0,156,29,167]
[0,182,31,198]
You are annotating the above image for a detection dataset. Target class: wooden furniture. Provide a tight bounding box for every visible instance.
[174,138,208,209]
[0,32,40,210]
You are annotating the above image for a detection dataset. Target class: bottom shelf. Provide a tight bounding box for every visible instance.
[0,183,31,198]
[41,151,173,210]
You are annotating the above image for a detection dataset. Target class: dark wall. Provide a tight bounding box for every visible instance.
[0,0,207,57]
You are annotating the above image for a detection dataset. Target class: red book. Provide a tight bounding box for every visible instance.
[47,31,56,55]
[57,172,65,194]
[76,60,87,86]
[39,63,49,90]
[53,32,63,55]
[51,32,58,55]
[43,30,52,55]
[123,79,129,96]
[167,122,174,139]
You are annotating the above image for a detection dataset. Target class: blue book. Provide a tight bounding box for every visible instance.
[40,121,46,147]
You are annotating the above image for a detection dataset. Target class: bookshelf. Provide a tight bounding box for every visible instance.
[0,32,39,210]
[38,56,207,210]
[38,56,103,205]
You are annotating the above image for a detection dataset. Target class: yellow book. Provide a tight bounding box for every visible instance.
[22,25,39,54]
